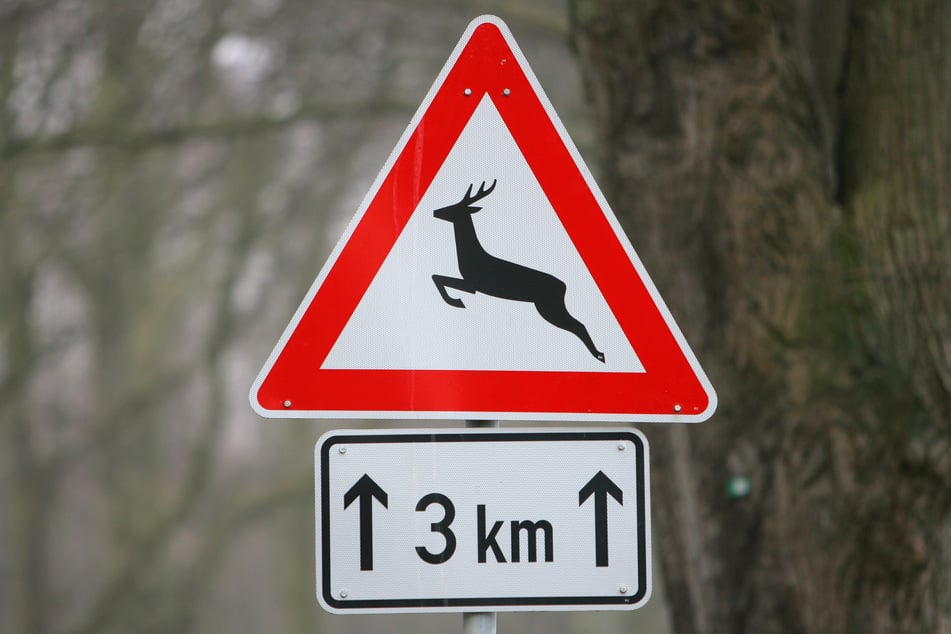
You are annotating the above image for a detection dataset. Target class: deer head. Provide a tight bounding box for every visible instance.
[433,180,497,221]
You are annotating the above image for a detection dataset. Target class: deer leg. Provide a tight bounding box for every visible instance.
[432,274,476,308]
[535,299,605,363]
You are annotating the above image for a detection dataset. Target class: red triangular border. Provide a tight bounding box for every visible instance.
[250,16,716,421]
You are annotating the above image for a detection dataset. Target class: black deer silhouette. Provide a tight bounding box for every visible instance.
[432,180,605,362]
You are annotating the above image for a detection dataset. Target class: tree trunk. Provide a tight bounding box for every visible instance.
[570,1,950,632]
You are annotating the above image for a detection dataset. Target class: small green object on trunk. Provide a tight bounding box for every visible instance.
[726,475,751,499]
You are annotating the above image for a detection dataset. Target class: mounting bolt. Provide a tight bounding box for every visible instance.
[673,403,682,413]
[338,446,347,454]
[502,88,511,96]
[339,589,349,598]
[619,585,629,594]
[282,400,292,408]
[464,88,472,96]
[617,443,625,451]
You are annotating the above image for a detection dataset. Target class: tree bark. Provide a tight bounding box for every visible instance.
[570,1,950,632]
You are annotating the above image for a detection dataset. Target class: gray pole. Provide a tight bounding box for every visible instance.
[463,419,499,634]
[463,612,497,634]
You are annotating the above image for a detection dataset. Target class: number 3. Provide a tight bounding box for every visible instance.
[415,493,457,564]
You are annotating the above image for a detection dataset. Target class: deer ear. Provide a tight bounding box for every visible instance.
[469,206,482,213]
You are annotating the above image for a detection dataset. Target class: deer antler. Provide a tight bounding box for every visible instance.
[461,179,497,206]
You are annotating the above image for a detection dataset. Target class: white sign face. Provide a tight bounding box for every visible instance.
[322,96,643,374]
[315,429,651,613]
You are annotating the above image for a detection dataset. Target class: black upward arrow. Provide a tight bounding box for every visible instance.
[344,474,388,571]
[579,470,623,567]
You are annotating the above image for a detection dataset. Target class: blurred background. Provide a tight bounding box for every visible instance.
[1,1,947,633]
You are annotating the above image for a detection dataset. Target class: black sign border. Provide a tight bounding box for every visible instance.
[318,430,649,611]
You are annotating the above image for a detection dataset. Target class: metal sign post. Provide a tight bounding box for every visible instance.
[465,419,499,634]
[464,610,497,634]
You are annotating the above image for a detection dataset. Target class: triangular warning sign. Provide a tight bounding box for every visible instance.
[250,15,716,422]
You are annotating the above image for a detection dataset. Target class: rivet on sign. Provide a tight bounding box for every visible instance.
[619,585,629,594]
[617,443,625,451]
[503,88,511,96]
[464,88,472,96]
[673,404,682,413]
[338,447,347,454]
[282,400,292,408]
[340,589,349,598]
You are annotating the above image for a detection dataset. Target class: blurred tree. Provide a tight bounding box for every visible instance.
[571,0,949,632]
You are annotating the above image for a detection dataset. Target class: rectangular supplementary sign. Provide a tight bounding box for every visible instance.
[315,429,651,613]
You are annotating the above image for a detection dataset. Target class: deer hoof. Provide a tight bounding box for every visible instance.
[447,296,465,308]
[595,351,605,363]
